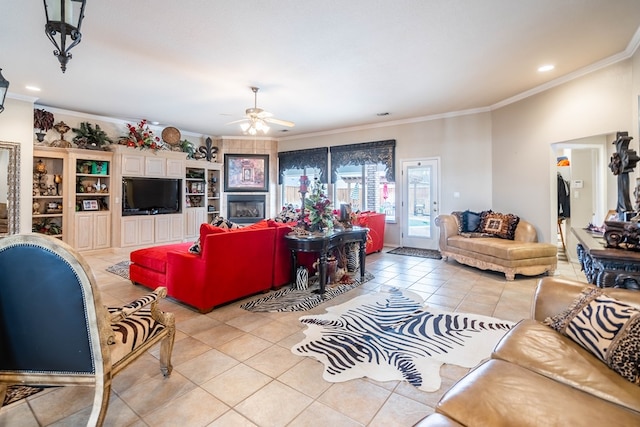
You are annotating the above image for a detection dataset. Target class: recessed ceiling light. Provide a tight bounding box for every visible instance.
[26,85,41,92]
[538,64,555,72]
[150,121,160,125]
[376,112,390,116]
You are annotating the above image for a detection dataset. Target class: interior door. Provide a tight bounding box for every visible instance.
[401,158,439,249]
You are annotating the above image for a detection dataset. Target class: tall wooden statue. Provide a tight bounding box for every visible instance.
[609,131,640,217]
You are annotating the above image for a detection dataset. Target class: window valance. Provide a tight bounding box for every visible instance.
[278,147,329,184]
[329,139,395,183]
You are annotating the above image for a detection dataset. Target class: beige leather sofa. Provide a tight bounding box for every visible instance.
[416,277,640,426]
[435,214,557,280]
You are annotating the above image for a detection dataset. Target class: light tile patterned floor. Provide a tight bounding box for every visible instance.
[0,247,585,426]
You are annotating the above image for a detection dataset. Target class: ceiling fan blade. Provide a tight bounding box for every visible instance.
[225,118,249,125]
[265,117,295,127]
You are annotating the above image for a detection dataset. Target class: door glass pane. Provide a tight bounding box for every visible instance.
[407,165,431,238]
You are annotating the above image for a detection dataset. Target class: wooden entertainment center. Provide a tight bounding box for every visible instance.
[32,145,223,251]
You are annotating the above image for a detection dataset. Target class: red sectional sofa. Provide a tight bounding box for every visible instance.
[354,211,385,254]
[129,219,292,312]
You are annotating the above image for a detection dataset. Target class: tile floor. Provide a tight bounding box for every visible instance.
[0,247,585,427]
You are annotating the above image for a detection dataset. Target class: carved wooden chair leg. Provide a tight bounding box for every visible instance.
[159,329,175,377]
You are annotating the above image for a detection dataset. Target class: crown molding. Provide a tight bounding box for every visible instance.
[7,92,39,103]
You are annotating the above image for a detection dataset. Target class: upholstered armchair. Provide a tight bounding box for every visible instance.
[0,234,175,426]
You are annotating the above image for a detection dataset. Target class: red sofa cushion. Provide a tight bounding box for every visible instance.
[130,242,191,273]
[199,223,228,254]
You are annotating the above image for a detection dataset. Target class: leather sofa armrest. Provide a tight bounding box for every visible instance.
[513,220,538,242]
[533,277,590,320]
[435,215,459,251]
[533,276,640,321]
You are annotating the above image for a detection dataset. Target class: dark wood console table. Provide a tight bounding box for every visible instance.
[285,226,368,294]
[572,227,640,290]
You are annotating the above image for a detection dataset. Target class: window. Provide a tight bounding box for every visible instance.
[330,140,396,221]
[281,167,322,209]
[333,164,396,221]
[278,147,328,210]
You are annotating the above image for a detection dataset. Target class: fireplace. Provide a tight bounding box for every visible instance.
[227,194,266,224]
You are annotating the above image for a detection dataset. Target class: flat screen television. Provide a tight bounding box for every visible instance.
[122,177,182,215]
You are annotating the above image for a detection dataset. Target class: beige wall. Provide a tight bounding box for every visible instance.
[492,59,635,243]
[278,113,493,247]
[0,97,36,234]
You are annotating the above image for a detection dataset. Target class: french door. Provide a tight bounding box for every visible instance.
[401,158,440,250]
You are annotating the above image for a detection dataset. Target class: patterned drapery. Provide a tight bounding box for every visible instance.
[278,147,329,184]
[329,140,396,183]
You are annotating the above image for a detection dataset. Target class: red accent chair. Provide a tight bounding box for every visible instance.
[355,211,386,254]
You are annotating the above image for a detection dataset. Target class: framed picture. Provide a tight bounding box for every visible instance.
[82,199,99,211]
[224,154,269,192]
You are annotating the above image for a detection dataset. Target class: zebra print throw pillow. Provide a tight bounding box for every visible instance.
[545,287,640,385]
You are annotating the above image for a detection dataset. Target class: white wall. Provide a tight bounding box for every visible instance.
[279,113,494,247]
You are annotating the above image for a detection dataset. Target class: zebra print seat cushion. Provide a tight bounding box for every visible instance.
[545,287,640,385]
[107,307,168,364]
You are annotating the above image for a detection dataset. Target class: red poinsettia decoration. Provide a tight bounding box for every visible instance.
[121,119,161,150]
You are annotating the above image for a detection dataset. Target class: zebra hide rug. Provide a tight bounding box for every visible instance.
[292,287,514,392]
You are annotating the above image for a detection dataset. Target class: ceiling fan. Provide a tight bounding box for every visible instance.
[227,87,295,135]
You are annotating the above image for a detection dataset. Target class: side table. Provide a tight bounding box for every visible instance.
[284,226,368,294]
[572,227,640,290]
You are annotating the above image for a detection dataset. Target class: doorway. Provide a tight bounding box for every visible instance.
[401,158,440,250]
[551,136,609,262]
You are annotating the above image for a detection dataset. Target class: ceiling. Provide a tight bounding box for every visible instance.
[3,1,640,138]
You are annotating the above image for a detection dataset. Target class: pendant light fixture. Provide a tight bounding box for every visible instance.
[43,0,87,73]
[0,69,9,114]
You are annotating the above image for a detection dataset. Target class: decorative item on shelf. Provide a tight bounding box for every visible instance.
[34,160,48,195]
[296,266,309,290]
[35,159,47,175]
[54,174,62,196]
[43,0,87,73]
[180,139,195,159]
[304,178,333,232]
[33,109,54,143]
[609,131,640,219]
[72,122,113,150]
[91,161,107,175]
[120,119,163,150]
[51,121,72,148]
[32,218,62,235]
[0,68,9,114]
[78,160,92,174]
[161,126,181,151]
[298,174,310,229]
[338,203,353,229]
[198,137,218,162]
[32,201,41,215]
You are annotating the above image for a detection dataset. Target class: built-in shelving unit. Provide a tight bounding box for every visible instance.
[68,150,113,251]
[32,148,67,240]
[184,160,223,238]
